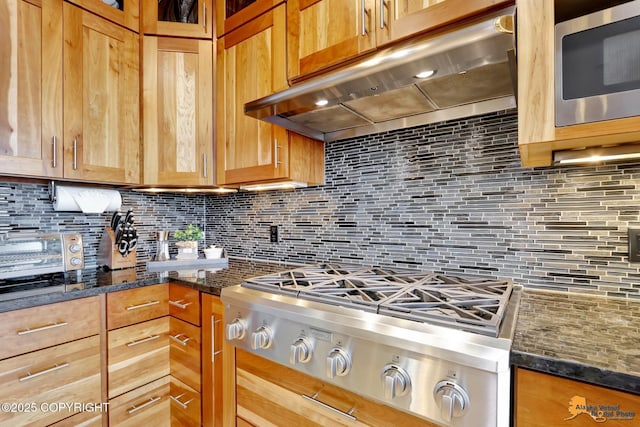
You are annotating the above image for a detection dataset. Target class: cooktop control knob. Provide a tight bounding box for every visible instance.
[250,325,273,350]
[68,244,82,253]
[381,364,411,399]
[69,257,82,266]
[433,380,470,423]
[225,318,246,341]
[289,337,313,364]
[326,347,351,378]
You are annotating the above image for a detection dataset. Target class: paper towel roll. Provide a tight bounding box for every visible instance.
[53,185,122,213]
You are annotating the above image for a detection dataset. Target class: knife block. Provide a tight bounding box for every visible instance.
[98,227,137,270]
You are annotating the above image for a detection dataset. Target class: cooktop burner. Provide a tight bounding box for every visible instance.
[243,263,513,337]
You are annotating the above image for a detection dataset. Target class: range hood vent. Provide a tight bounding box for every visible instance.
[245,7,517,142]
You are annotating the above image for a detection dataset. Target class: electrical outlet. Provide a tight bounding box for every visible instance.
[270,225,279,243]
[629,228,640,262]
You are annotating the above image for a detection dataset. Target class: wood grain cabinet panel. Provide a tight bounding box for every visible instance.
[0,336,101,426]
[63,2,140,184]
[287,0,511,81]
[216,0,283,37]
[49,409,103,427]
[202,293,225,427]
[107,284,169,330]
[169,317,201,392]
[169,283,201,326]
[515,368,640,427]
[142,37,213,186]
[107,317,170,398]
[65,0,140,32]
[236,350,439,426]
[108,375,171,427]
[216,4,325,187]
[516,0,640,167]
[142,0,213,38]
[0,295,100,360]
[170,376,201,426]
[0,0,63,178]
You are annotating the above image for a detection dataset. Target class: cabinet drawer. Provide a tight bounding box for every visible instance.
[107,284,169,330]
[108,317,170,398]
[49,410,103,427]
[169,317,201,392]
[169,284,200,326]
[109,376,171,427]
[0,336,101,426]
[170,376,201,426]
[0,296,100,360]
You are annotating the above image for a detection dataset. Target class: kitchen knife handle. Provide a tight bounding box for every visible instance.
[380,0,386,29]
[72,137,78,170]
[302,391,357,421]
[52,136,57,168]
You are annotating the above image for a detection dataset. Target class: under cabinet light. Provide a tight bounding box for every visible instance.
[132,187,237,194]
[239,181,308,191]
[553,144,640,165]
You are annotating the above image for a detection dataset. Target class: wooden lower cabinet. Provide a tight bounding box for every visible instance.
[235,350,438,427]
[515,368,640,427]
[50,409,104,427]
[0,335,101,426]
[170,317,202,392]
[107,316,171,398]
[170,376,202,426]
[202,292,225,427]
[109,376,171,427]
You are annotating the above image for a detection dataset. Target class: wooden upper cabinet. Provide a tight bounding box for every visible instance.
[65,0,140,32]
[287,0,376,81]
[0,0,63,179]
[216,5,289,185]
[142,37,213,186]
[288,0,514,81]
[216,0,284,38]
[63,3,140,184]
[142,0,213,38]
[517,0,640,167]
[378,0,513,46]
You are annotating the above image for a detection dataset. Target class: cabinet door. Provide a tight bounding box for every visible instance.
[378,0,512,46]
[201,293,224,427]
[216,5,290,185]
[0,0,63,178]
[141,0,212,39]
[216,0,283,38]
[66,0,140,32]
[287,0,375,81]
[142,37,213,186]
[63,3,140,184]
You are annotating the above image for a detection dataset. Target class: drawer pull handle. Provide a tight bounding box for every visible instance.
[170,393,194,409]
[170,333,191,346]
[127,396,161,415]
[17,321,68,335]
[126,300,160,311]
[169,299,192,310]
[302,391,357,421]
[19,363,69,382]
[127,334,160,347]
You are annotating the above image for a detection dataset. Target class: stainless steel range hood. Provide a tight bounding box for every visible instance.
[245,6,516,142]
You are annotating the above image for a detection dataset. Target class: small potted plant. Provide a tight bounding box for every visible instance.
[174,224,203,260]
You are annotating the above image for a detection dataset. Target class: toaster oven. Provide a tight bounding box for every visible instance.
[0,233,85,279]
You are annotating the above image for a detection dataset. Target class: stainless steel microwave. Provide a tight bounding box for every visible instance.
[555,0,640,127]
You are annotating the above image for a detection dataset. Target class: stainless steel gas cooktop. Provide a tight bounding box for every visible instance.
[222,263,521,427]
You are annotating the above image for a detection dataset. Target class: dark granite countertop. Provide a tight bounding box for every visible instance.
[0,257,298,313]
[511,289,640,395]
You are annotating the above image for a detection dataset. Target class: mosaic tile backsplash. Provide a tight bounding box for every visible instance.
[2,109,640,298]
